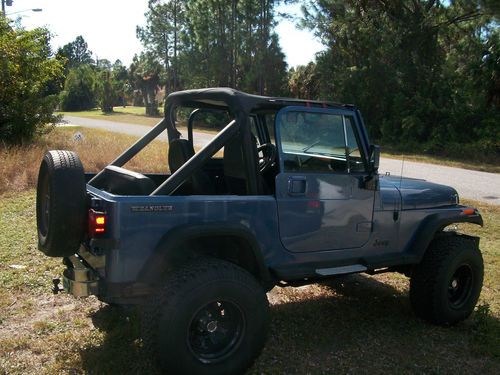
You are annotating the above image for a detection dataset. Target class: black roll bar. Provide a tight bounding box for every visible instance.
[151,119,239,195]
[88,118,168,185]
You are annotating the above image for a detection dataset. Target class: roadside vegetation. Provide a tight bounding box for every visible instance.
[0,127,166,197]
[0,17,62,144]
[2,2,498,167]
[0,127,499,374]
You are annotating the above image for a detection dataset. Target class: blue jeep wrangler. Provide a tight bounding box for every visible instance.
[36,88,484,374]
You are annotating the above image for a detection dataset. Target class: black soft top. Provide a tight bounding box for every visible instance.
[165,87,351,115]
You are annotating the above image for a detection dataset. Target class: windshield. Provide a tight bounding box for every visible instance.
[277,109,364,172]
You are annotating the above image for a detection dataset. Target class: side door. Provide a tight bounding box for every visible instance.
[275,106,376,252]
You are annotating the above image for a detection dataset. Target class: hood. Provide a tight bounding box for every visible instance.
[380,175,459,210]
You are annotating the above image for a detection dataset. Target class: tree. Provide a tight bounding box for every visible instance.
[59,65,97,111]
[97,70,115,113]
[299,0,499,158]
[56,36,94,74]
[137,0,289,95]
[129,53,161,116]
[137,0,186,94]
[288,62,319,99]
[0,17,63,143]
[111,59,130,106]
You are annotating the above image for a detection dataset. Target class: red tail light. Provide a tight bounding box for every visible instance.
[88,209,107,236]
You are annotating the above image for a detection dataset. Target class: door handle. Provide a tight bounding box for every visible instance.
[288,176,306,196]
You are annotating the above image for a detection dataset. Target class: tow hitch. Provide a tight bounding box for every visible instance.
[52,278,64,294]
[61,256,100,297]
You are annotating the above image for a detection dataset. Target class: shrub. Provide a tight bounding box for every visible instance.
[59,65,97,111]
[0,17,63,143]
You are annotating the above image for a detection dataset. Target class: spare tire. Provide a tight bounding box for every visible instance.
[36,150,86,257]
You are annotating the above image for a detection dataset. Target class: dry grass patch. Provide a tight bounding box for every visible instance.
[0,127,168,196]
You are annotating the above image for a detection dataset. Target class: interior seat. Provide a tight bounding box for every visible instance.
[224,133,267,195]
[168,139,215,194]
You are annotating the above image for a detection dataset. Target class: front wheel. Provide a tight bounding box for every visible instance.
[410,233,483,325]
[142,258,269,375]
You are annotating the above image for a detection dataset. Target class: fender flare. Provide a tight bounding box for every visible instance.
[405,210,483,263]
[137,223,272,286]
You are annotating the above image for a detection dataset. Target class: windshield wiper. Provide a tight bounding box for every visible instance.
[302,140,321,153]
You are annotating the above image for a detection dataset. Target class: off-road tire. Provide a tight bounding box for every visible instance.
[142,258,269,375]
[410,233,483,325]
[36,150,86,257]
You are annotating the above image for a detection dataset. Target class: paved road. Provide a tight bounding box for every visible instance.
[378,158,499,205]
[63,115,499,205]
[63,115,213,148]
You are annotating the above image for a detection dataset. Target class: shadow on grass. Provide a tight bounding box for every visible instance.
[79,305,159,375]
[78,275,500,374]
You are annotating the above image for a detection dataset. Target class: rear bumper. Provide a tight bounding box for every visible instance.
[62,256,100,297]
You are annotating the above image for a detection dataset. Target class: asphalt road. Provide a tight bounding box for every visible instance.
[63,115,213,148]
[63,115,499,205]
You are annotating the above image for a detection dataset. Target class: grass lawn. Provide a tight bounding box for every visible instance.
[0,193,499,374]
[1,127,499,374]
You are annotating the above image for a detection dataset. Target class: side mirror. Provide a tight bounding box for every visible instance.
[369,144,380,173]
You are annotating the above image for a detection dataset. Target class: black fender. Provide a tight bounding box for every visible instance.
[404,207,483,264]
[137,223,273,287]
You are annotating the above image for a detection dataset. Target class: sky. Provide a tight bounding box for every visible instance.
[5,0,325,68]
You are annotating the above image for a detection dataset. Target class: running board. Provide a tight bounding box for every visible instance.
[315,264,367,276]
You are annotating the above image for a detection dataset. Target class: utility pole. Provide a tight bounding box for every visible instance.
[2,0,13,16]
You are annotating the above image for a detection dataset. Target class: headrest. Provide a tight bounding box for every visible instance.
[168,139,195,173]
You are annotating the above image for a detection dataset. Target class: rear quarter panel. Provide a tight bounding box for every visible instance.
[86,185,282,283]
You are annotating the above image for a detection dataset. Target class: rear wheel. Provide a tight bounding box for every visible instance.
[410,233,483,325]
[36,150,86,257]
[142,258,269,375]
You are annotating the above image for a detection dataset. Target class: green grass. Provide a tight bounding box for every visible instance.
[0,192,63,293]
[0,192,499,374]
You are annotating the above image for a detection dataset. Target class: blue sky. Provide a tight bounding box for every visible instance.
[6,0,325,68]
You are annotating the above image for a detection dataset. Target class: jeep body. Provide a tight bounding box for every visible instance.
[37,88,483,373]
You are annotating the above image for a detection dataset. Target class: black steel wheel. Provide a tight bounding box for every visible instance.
[188,300,245,364]
[448,264,473,309]
[142,258,269,375]
[410,233,483,325]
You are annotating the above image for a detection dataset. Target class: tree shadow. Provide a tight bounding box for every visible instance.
[78,275,500,374]
[251,274,500,374]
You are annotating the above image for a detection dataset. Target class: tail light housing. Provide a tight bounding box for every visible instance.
[88,209,107,236]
